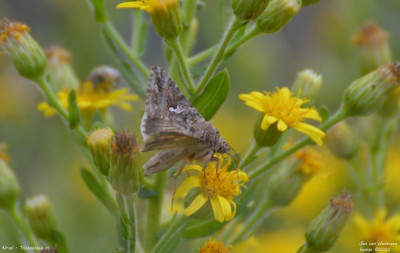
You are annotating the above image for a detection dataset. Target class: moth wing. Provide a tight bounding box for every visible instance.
[143,66,218,142]
[141,132,203,152]
[144,149,187,175]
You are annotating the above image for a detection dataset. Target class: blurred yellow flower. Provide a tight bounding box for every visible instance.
[37,81,139,117]
[354,208,400,252]
[295,147,323,175]
[174,155,248,223]
[0,143,8,162]
[239,87,325,145]
[198,237,232,253]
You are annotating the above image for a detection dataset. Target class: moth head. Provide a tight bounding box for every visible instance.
[217,138,230,153]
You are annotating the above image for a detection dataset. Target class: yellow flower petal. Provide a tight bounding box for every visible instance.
[116,2,146,9]
[218,196,232,220]
[184,194,208,216]
[174,176,201,200]
[261,115,277,130]
[210,197,224,223]
[277,120,288,132]
[293,122,325,145]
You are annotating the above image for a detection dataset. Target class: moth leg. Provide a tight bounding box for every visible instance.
[144,149,186,176]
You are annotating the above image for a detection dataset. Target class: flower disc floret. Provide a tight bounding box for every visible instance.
[239,87,325,145]
[174,155,248,223]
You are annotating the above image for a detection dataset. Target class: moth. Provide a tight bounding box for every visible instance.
[141,66,231,176]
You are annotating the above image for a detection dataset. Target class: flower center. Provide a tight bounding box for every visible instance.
[200,164,239,199]
[198,238,231,253]
[0,19,30,42]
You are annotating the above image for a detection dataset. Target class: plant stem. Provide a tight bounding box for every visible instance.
[151,215,190,253]
[181,0,197,52]
[248,107,348,179]
[195,17,242,95]
[145,172,168,253]
[126,195,137,253]
[103,20,149,78]
[238,141,261,169]
[188,26,259,66]
[167,37,196,94]
[132,10,143,55]
[228,196,278,244]
[9,203,40,248]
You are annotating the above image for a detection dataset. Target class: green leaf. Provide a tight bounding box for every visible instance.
[138,19,148,57]
[51,231,69,253]
[193,69,230,120]
[182,215,224,239]
[68,90,80,129]
[320,105,330,122]
[80,168,118,215]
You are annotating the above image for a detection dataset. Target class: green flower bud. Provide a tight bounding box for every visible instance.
[110,132,143,195]
[305,190,353,251]
[24,195,57,240]
[325,122,360,159]
[232,0,271,20]
[353,22,393,75]
[291,69,322,104]
[343,63,400,116]
[45,45,79,91]
[87,127,114,176]
[0,18,46,81]
[256,0,301,33]
[253,116,283,147]
[0,160,20,210]
[117,0,183,40]
[267,148,321,206]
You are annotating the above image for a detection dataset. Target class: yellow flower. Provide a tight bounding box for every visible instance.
[198,237,232,253]
[354,208,400,252]
[239,87,325,145]
[117,0,182,39]
[295,147,323,175]
[174,155,248,223]
[37,81,139,117]
[0,143,8,162]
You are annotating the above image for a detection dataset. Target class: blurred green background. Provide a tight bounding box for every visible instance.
[1,0,399,252]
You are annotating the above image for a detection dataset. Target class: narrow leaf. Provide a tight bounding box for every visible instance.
[89,0,108,23]
[193,69,230,120]
[182,214,225,239]
[80,167,118,215]
[320,105,330,122]
[68,90,80,129]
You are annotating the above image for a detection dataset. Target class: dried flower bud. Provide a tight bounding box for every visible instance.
[231,0,270,20]
[256,0,301,33]
[117,0,183,40]
[305,190,353,251]
[253,116,283,147]
[325,121,360,159]
[87,65,121,92]
[24,195,57,240]
[0,160,20,210]
[0,18,46,80]
[267,148,322,206]
[343,63,400,116]
[110,132,143,195]
[87,127,114,176]
[45,45,79,91]
[291,69,322,104]
[353,22,393,75]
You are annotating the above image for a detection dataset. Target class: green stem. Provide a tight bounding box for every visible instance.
[151,215,190,253]
[195,17,242,95]
[188,26,259,66]
[167,37,196,94]
[34,75,87,140]
[132,10,143,55]
[229,196,278,244]
[145,172,168,253]
[103,21,149,78]
[297,243,317,253]
[9,203,40,248]
[248,107,349,179]
[126,195,137,253]
[238,140,261,169]
[181,0,197,52]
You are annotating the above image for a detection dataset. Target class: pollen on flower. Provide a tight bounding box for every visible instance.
[198,238,232,253]
[0,18,30,42]
[239,87,325,145]
[174,155,248,223]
